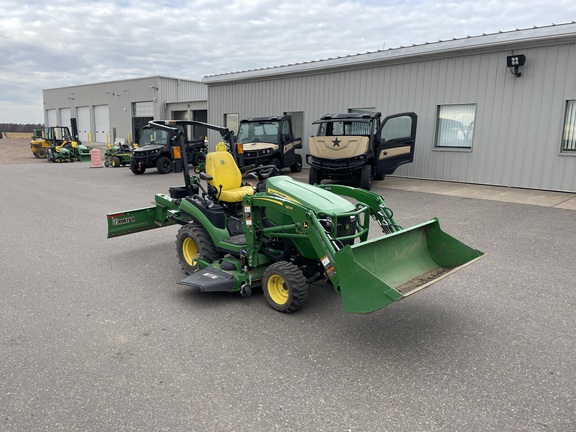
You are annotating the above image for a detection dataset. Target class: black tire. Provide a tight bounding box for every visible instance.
[290,154,303,173]
[130,160,146,175]
[359,164,372,190]
[262,261,308,313]
[111,156,121,167]
[34,148,47,159]
[176,224,221,275]
[309,166,322,185]
[192,152,206,167]
[270,157,281,172]
[156,156,172,174]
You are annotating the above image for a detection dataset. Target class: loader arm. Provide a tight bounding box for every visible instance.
[244,179,484,314]
[317,183,403,234]
[243,192,363,291]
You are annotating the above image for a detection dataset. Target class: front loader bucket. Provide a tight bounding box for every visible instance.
[335,218,485,313]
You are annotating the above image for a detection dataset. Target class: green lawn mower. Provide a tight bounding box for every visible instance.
[46,141,92,163]
[107,121,484,313]
[104,141,132,167]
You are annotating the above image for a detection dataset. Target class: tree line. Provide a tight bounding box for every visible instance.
[1,123,43,133]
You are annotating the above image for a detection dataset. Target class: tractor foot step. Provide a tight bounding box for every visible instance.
[178,267,236,292]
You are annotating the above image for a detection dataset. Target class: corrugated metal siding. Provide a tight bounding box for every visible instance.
[43,77,207,142]
[207,42,576,192]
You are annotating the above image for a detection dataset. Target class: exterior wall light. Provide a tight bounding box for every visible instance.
[507,54,526,77]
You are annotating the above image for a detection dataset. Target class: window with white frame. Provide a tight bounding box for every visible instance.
[561,101,576,152]
[435,104,476,149]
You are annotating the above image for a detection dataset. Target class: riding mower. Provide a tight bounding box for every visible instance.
[104,139,133,167]
[107,121,484,314]
[46,141,93,163]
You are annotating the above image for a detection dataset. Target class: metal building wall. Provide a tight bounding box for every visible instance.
[43,77,207,143]
[207,43,576,192]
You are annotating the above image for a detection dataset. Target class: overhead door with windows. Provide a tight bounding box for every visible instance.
[46,109,57,127]
[77,106,90,142]
[132,101,154,144]
[94,105,110,143]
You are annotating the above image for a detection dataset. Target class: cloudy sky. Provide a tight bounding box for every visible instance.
[1,0,576,124]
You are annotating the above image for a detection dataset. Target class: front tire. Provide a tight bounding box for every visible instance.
[176,224,221,274]
[309,166,322,185]
[130,160,146,175]
[359,164,372,190]
[34,148,47,159]
[263,261,308,313]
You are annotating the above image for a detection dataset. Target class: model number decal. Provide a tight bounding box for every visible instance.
[112,216,136,226]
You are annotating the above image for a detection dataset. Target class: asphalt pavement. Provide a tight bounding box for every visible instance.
[1,162,574,431]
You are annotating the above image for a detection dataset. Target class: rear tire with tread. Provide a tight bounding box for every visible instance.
[263,261,308,313]
[176,224,221,275]
[156,156,172,174]
[290,154,303,173]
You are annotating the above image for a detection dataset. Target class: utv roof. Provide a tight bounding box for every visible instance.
[240,116,290,123]
[316,112,382,122]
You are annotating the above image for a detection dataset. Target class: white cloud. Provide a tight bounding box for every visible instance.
[1,0,575,123]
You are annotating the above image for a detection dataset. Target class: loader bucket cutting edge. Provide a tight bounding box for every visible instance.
[335,218,485,313]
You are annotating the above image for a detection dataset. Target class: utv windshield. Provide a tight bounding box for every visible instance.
[237,122,279,144]
[316,119,373,136]
[139,128,170,146]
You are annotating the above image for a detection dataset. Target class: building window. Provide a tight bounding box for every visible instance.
[349,107,375,114]
[132,101,154,117]
[224,113,239,133]
[561,101,576,152]
[435,104,476,149]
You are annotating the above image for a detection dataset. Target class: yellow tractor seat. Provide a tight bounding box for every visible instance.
[205,151,254,203]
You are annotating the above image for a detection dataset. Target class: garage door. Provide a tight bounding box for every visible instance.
[46,109,57,127]
[77,107,90,142]
[94,105,110,143]
[59,108,71,129]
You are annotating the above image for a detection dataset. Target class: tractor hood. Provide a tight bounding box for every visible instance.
[265,176,356,214]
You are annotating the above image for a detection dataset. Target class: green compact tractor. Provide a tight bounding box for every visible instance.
[104,140,132,167]
[107,121,484,314]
